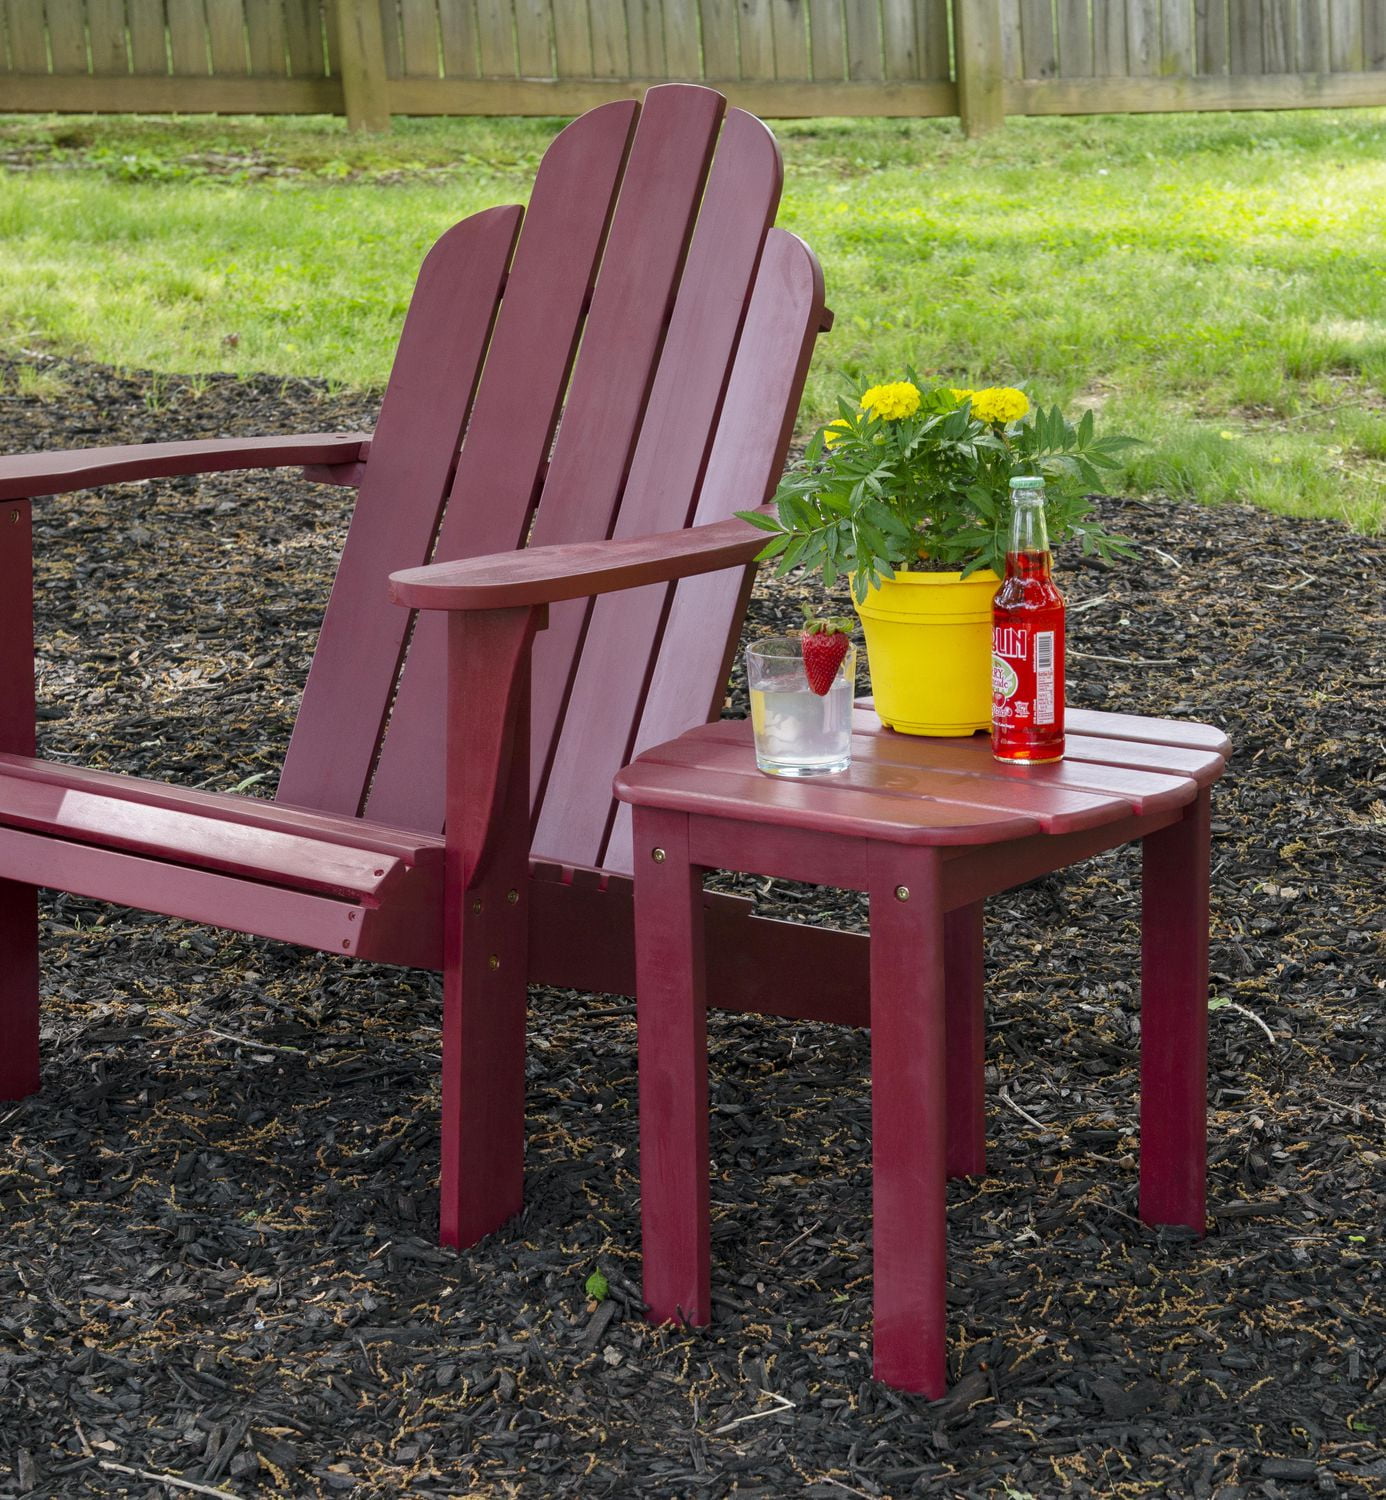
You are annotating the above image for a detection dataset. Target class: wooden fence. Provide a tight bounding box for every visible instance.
[3,1,1385,133]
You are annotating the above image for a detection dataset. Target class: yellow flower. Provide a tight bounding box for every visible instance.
[859,381,922,422]
[947,387,974,406]
[822,417,854,448]
[968,387,1030,425]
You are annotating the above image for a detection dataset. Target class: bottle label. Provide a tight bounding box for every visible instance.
[992,623,1056,731]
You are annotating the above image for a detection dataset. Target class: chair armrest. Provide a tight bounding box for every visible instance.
[0,432,372,502]
[389,508,773,612]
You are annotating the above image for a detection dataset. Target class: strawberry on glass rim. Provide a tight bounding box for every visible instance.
[800,607,854,696]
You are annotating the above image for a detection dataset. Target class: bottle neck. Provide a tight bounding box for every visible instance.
[1007,495,1051,575]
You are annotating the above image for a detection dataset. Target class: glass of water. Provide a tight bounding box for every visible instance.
[746,636,856,777]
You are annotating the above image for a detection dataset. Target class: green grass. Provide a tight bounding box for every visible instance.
[2,107,1384,532]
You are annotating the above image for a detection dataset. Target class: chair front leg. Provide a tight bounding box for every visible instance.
[1139,788,1212,1233]
[438,606,542,1249]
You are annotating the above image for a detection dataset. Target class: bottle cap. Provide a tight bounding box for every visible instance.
[1009,476,1045,491]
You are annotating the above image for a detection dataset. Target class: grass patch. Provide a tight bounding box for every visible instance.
[2,107,1383,532]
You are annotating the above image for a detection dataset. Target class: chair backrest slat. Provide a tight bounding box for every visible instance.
[362,100,639,831]
[276,207,520,817]
[529,109,784,867]
[603,230,827,872]
[521,85,727,802]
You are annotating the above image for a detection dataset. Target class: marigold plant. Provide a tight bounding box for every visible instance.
[740,379,1139,602]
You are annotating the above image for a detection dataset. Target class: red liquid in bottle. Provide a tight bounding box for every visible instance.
[992,490,1065,763]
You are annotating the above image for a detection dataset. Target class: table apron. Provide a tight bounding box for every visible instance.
[942,807,1185,908]
[685,806,1184,910]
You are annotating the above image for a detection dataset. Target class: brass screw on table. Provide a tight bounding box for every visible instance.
[506,889,520,904]
[488,955,501,970]
[472,900,484,914]
[652,848,667,863]
[895,885,911,902]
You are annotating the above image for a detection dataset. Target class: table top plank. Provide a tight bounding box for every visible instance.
[1066,707,1231,755]
[612,759,1045,846]
[1061,734,1228,788]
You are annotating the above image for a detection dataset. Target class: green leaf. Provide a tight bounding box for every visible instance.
[584,1270,609,1301]
[736,508,784,533]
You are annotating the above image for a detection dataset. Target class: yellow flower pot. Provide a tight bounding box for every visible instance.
[854,569,1000,736]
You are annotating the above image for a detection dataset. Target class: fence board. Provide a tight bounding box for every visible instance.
[774,0,811,78]
[1330,0,1364,66]
[87,0,131,74]
[1196,0,1228,71]
[475,0,514,72]
[1296,0,1331,65]
[844,0,882,79]
[809,0,845,78]
[999,0,1024,76]
[699,0,737,75]
[1057,0,1093,74]
[284,0,326,76]
[588,0,628,74]
[1125,0,1158,73]
[514,0,551,73]
[1163,0,1197,72]
[737,0,774,77]
[880,0,915,78]
[1093,1,1128,72]
[1262,0,1294,66]
[1366,0,1386,66]
[663,2,701,75]
[1228,0,1264,71]
[440,0,481,74]
[1019,0,1057,76]
[4,0,46,71]
[246,0,289,73]
[403,0,443,75]
[127,0,166,71]
[45,0,89,72]
[624,0,663,73]
[207,0,251,72]
[551,0,589,73]
[166,0,211,74]
[916,0,949,78]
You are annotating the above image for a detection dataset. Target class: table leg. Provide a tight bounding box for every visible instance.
[1140,788,1212,1232]
[869,844,949,1397]
[0,879,39,1099]
[945,899,986,1178]
[634,808,711,1327]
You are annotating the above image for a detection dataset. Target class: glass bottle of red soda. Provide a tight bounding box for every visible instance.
[992,476,1065,763]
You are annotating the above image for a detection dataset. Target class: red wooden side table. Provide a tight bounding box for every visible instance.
[613,706,1231,1396]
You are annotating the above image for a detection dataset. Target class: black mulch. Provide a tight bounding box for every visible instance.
[0,353,1382,1500]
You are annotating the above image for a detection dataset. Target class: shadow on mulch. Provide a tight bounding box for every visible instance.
[0,355,1382,1500]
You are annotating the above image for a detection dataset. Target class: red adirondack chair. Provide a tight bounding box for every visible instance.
[0,85,862,1249]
